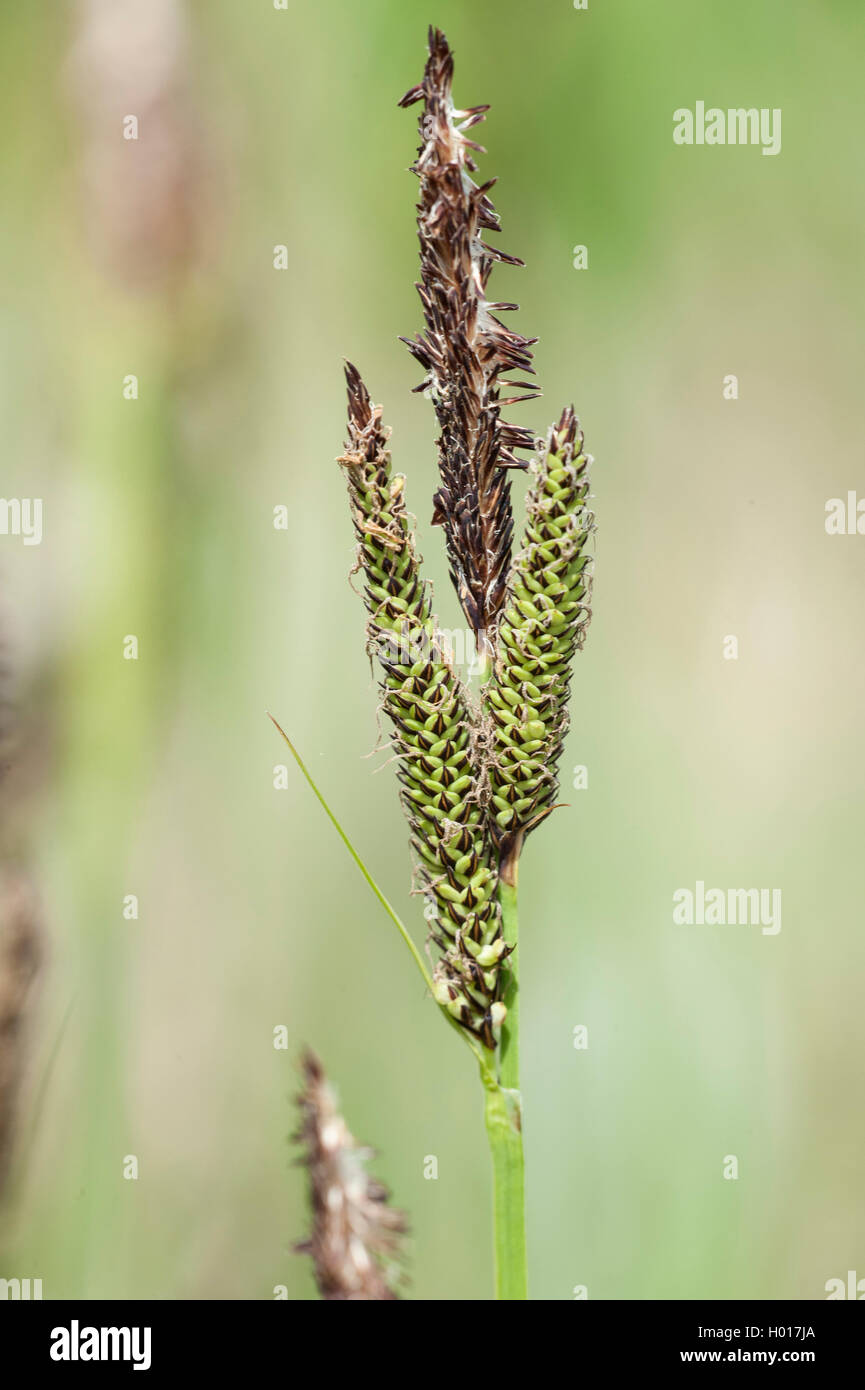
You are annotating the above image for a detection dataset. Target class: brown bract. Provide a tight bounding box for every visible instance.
[399,27,539,660]
[295,1050,407,1300]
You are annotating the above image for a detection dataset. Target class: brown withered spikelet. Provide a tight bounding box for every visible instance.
[399,27,540,661]
[0,607,41,1199]
[338,363,508,1049]
[295,1050,407,1300]
[0,871,40,1196]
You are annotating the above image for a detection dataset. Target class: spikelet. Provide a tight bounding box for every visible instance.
[294,1050,406,1300]
[0,871,40,1196]
[487,408,594,878]
[338,365,508,1048]
[0,594,41,1198]
[399,27,540,662]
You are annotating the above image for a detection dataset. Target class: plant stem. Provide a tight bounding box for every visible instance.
[481,875,527,1299]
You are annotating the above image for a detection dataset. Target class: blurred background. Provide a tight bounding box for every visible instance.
[0,0,863,1300]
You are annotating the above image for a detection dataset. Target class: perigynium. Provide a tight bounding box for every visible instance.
[287,26,594,1301]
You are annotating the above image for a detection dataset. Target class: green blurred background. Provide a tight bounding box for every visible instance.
[1,0,863,1300]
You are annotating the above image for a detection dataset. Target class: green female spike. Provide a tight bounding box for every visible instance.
[338,363,506,1048]
[487,406,595,882]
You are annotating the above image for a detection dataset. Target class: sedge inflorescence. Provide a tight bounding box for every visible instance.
[337,28,594,1049]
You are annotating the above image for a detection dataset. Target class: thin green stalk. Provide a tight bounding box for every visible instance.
[269,715,497,1069]
[268,714,433,994]
[482,876,526,1299]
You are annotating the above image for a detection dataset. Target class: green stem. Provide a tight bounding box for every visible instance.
[482,875,526,1299]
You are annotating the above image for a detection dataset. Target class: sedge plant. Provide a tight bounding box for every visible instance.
[278,27,594,1300]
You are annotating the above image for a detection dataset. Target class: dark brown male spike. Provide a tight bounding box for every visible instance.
[399,27,540,664]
